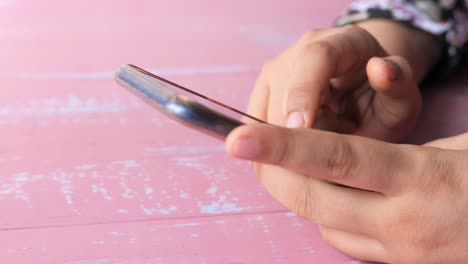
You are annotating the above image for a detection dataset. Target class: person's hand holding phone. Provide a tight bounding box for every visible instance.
[226,124,468,263]
[248,21,441,142]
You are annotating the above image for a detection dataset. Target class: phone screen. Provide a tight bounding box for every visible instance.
[115,64,263,139]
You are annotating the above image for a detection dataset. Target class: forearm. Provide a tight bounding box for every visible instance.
[357,19,443,83]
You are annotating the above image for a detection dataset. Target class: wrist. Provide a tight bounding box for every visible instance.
[356,19,443,82]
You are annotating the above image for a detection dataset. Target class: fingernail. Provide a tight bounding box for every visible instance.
[382,58,400,81]
[287,111,305,128]
[230,136,260,159]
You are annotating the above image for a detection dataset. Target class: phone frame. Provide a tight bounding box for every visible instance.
[115,64,263,140]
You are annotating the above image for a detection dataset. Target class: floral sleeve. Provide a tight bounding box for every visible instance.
[336,0,468,79]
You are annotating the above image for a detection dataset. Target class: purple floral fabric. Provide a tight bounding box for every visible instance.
[337,0,468,78]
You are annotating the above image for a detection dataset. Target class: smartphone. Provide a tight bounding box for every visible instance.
[115,64,263,140]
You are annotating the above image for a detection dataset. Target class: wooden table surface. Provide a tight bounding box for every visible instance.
[1,1,467,263]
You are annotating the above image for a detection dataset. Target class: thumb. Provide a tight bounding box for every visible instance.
[225,124,419,195]
[367,56,421,103]
[365,56,422,140]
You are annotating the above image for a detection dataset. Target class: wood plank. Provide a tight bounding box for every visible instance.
[0,212,354,263]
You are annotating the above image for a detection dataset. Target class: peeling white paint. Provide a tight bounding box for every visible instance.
[110,231,127,237]
[179,193,189,199]
[0,159,147,206]
[144,186,153,195]
[174,223,200,227]
[199,195,250,214]
[0,96,139,118]
[290,215,305,228]
[92,184,113,201]
[12,172,31,205]
[75,164,97,171]
[140,205,177,216]
[285,212,296,217]
[52,171,74,205]
[206,186,217,195]
[173,155,209,170]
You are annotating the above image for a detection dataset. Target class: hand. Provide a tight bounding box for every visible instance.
[226,125,468,263]
[248,21,441,142]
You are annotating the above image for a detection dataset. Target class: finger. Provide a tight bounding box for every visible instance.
[226,124,421,195]
[245,67,271,123]
[313,106,357,134]
[424,132,468,150]
[358,56,421,141]
[319,226,387,263]
[253,164,383,236]
[329,68,367,91]
[367,55,420,100]
[286,25,382,128]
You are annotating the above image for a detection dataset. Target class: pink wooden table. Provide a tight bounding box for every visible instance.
[1,1,467,263]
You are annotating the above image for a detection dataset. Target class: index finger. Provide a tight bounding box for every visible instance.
[286,25,383,127]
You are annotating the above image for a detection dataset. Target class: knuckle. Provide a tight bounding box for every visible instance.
[417,150,460,195]
[286,86,316,111]
[288,86,314,97]
[301,41,336,61]
[292,180,318,220]
[341,24,384,58]
[342,24,372,41]
[341,24,366,36]
[384,204,450,262]
[299,29,323,42]
[260,59,275,75]
[274,132,295,165]
[322,136,358,180]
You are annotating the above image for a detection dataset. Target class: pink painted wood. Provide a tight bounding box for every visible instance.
[0,0,467,263]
